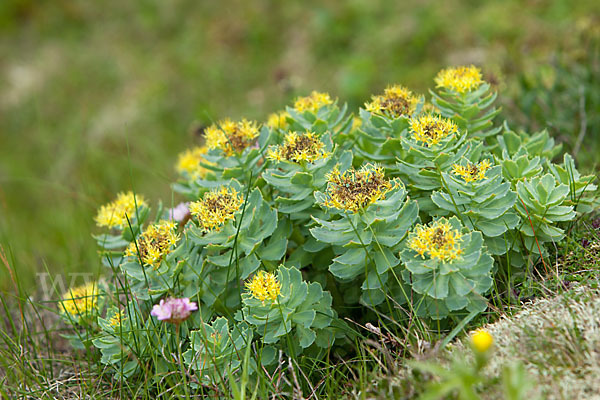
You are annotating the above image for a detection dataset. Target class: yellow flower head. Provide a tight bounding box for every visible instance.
[435,65,484,93]
[175,146,214,179]
[267,132,329,163]
[322,163,397,213]
[245,270,281,303]
[109,310,126,327]
[409,115,458,147]
[365,85,419,117]
[452,160,492,183]
[205,118,260,156]
[125,221,179,268]
[471,329,493,353]
[61,282,99,317]
[267,110,290,130]
[189,187,244,233]
[95,191,147,229]
[294,91,334,113]
[408,218,463,263]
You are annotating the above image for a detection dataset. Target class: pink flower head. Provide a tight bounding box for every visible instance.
[151,297,198,324]
[168,202,190,222]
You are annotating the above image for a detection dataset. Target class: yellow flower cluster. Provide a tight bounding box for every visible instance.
[109,310,125,327]
[189,187,244,232]
[267,132,329,163]
[61,282,99,317]
[95,191,147,229]
[125,221,179,268]
[435,65,484,93]
[267,110,290,130]
[471,329,493,353]
[205,118,259,156]
[452,160,492,183]
[294,91,334,113]
[245,270,281,303]
[175,146,214,179]
[409,115,458,147]
[364,85,419,117]
[323,163,396,213]
[408,219,463,263]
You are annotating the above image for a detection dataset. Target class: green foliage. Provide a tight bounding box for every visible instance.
[515,174,575,251]
[59,65,598,394]
[399,217,494,319]
[311,183,418,305]
[431,83,501,140]
[432,163,519,255]
[184,317,253,386]
[239,265,338,352]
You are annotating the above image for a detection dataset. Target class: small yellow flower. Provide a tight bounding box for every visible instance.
[322,163,398,213]
[408,218,463,263]
[205,118,260,156]
[109,310,126,327]
[294,91,334,113]
[189,187,244,233]
[125,221,179,268]
[365,85,419,117]
[471,329,493,353]
[175,146,214,179]
[452,160,492,183]
[267,111,290,130]
[409,115,458,147]
[267,132,329,164]
[245,270,281,303]
[95,192,147,229]
[61,282,99,317]
[435,65,484,93]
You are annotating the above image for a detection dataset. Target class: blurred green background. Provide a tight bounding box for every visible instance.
[0,0,598,291]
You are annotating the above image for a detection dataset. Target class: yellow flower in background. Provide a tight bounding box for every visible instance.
[245,270,281,303]
[294,91,334,113]
[408,218,463,263]
[421,102,440,114]
[471,329,493,353]
[125,220,179,268]
[267,132,329,163]
[267,110,290,129]
[322,163,397,213]
[61,282,99,317]
[452,160,492,183]
[409,115,458,147]
[205,118,259,156]
[95,191,147,229]
[175,146,214,179]
[365,84,419,117]
[189,187,244,233]
[435,65,484,93]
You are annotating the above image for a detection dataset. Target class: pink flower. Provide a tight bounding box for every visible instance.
[168,202,190,222]
[151,297,198,324]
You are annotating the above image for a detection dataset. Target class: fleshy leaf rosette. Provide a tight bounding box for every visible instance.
[184,317,253,386]
[430,65,501,140]
[311,165,418,305]
[432,160,519,255]
[284,92,353,147]
[263,133,342,218]
[239,266,339,352]
[515,173,576,252]
[399,216,494,319]
[186,185,282,310]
